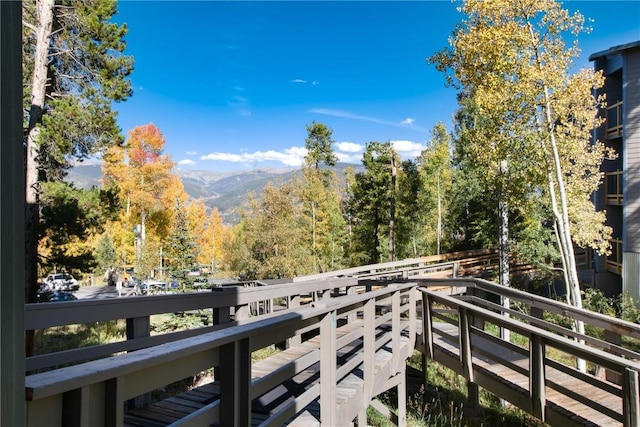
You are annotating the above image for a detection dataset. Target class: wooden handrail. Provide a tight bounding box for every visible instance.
[26,283,418,427]
[420,281,640,426]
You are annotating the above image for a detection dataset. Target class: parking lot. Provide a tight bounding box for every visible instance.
[73,285,122,299]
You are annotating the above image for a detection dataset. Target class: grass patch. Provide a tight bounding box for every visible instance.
[367,351,545,427]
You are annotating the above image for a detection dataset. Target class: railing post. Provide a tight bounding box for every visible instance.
[530,334,546,422]
[605,330,622,384]
[623,368,639,427]
[220,337,251,427]
[392,289,401,372]
[421,291,433,405]
[126,316,151,409]
[286,294,301,348]
[408,287,417,352]
[320,309,337,426]
[359,298,375,424]
[459,307,478,411]
[347,286,357,324]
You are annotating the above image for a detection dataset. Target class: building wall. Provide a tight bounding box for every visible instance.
[622,47,640,296]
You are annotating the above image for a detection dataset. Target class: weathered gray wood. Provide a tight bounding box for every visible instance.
[363,298,375,406]
[623,368,639,427]
[530,334,546,422]
[459,308,473,382]
[421,285,640,427]
[396,364,407,427]
[320,310,337,426]
[392,289,401,372]
[1,2,25,427]
[219,337,251,427]
[423,294,434,358]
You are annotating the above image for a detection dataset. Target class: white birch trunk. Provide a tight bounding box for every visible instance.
[526,20,586,373]
[499,160,510,343]
[25,0,55,304]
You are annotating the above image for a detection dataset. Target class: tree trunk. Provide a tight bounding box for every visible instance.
[24,0,54,358]
[498,160,510,342]
[526,20,586,372]
[436,174,442,255]
[389,153,396,262]
[312,201,317,271]
[25,0,54,303]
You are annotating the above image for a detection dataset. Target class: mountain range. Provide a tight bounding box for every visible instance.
[66,163,358,224]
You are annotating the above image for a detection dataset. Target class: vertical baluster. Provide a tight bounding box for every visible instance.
[320,309,337,426]
[220,337,251,427]
[624,367,639,427]
[530,334,546,422]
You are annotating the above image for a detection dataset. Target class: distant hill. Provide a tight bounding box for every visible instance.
[65,163,359,224]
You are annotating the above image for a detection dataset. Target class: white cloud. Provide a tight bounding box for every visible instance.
[178,159,196,166]
[310,108,427,133]
[200,146,308,167]
[311,81,320,86]
[335,141,363,153]
[186,151,197,156]
[391,140,424,157]
[292,79,307,83]
[335,152,362,164]
[401,118,415,125]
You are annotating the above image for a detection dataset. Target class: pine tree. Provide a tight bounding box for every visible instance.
[23,0,133,302]
[165,198,198,282]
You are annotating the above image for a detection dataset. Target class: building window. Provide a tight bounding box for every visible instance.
[606,238,622,275]
[606,100,623,139]
[605,170,623,205]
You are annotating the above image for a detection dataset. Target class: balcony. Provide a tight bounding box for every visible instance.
[605,170,623,205]
[606,238,622,275]
[606,100,623,140]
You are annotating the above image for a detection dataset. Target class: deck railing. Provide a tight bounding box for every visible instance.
[606,100,624,139]
[25,283,418,427]
[25,277,359,372]
[606,170,624,205]
[607,238,624,275]
[419,278,640,426]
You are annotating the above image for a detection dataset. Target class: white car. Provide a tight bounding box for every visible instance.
[44,273,79,291]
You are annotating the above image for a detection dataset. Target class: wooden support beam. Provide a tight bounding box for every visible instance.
[320,310,337,426]
[530,334,546,422]
[459,308,473,383]
[286,294,301,348]
[219,337,251,427]
[392,290,400,373]
[126,316,151,409]
[0,2,25,426]
[423,294,434,359]
[397,364,407,427]
[623,368,639,427]
[363,299,375,405]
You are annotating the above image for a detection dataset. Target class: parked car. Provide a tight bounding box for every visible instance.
[44,273,79,291]
[37,289,78,303]
[123,276,141,288]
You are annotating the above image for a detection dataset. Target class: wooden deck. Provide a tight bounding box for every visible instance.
[419,282,640,427]
[123,320,412,426]
[431,322,621,426]
[23,256,640,427]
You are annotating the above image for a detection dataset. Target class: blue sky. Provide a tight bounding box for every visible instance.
[112,1,640,172]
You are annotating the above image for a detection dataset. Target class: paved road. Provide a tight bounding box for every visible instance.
[74,285,139,299]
